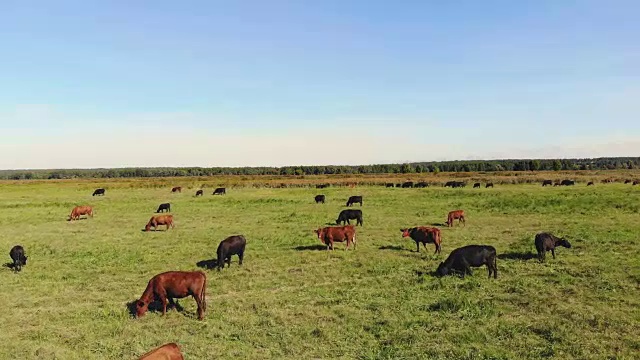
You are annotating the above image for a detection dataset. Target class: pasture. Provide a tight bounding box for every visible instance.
[0,179,639,359]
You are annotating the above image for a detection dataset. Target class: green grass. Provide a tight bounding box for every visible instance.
[0,181,639,359]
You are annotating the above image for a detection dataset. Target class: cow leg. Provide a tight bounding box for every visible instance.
[551,249,556,259]
[434,243,440,255]
[416,241,420,253]
[168,297,177,310]
[238,252,244,266]
[226,256,231,267]
[160,294,168,315]
[346,219,351,225]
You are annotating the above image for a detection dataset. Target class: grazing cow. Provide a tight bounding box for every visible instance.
[314,195,325,204]
[195,190,204,197]
[542,180,553,186]
[145,215,174,231]
[9,245,27,272]
[135,271,206,320]
[346,195,363,207]
[451,181,466,188]
[473,183,481,188]
[446,210,465,227]
[212,187,226,195]
[156,203,171,213]
[314,225,356,250]
[395,183,402,188]
[634,181,639,186]
[385,183,394,188]
[92,188,105,196]
[444,181,455,188]
[138,343,184,360]
[402,181,414,188]
[415,182,429,188]
[625,180,632,184]
[336,209,363,226]
[553,181,561,187]
[587,182,594,186]
[171,187,182,193]
[436,245,497,279]
[217,235,246,270]
[400,227,442,254]
[561,180,575,186]
[68,205,94,221]
[486,183,494,188]
[534,232,572,262]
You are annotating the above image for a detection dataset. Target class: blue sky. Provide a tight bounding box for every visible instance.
[1,0,638,168]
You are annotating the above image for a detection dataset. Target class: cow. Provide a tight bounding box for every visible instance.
[336,209,363,226]
[451,181,466,188]
[213,187,226,195]
[625,180,632,184]
[171,187,182,193]
[314,225,356,250]
[135,271,206,320]
[534,232,572,262]
[415,182,429,188]
[346,195,363,207]
[395,183,402,188]
[542,180,553,186]
[385,183,394,188]
[156,203,171,213]
[68,205,94,221]
[634,181,639,186]
[314,195,325,204]
[561,180,575,186]
[436,245,497,279]
[402,181,414,188]
[316,184,328,189]
[217,235,246,270]
[92,188,105,196]
[9,245,27,272]
[400,227,442,254]
[587,182,594,186]
[486,183,494,188]
[138,343,184,360]
[444,181,455,188]
[195,190,204,197]
[553,181,561,187]
[446,210,465,227]
[144,215,174,231]
[473,183,481,188]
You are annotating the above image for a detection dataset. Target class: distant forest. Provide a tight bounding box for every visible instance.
[1,157,639,180]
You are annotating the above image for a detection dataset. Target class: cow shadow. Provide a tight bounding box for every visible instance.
[430,223,446,227]
[293,245,326,251]
[196,259,218,270]
[67,217,89,222]
[3,262,15,270]
[378,245,406,251]
[497,251,537,261]
[126,299,184,318]
[414,269,438,277]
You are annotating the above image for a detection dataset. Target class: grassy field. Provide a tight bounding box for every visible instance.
[0,179,639,359]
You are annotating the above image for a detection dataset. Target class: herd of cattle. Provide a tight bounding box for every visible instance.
[6,182,587,359]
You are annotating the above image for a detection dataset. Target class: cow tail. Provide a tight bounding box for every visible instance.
[201,273,207,312]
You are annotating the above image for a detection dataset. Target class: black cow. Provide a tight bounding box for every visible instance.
[444,181,455,188]
[92,188,105,196]
[395,183,401,188]
[625,180,632,184]
[336,209,363,226]
[316,184,329,189]
[561,180,575,186]
[346,196,363,207]
[587,182,594,186]
[195,190,204,196]
[486,183,494,188]
[473,183,481,188]
[213,187,226,195]
[9,245,27,272]
[315,195,325,204]
[436,245,497,279]
[451,181,466,188]
[156,203,171,213]
[633,181,639,186]
[402,182,414,188]
[415,182,429,188]
[534,232,571,262]
[542,180,553,186]
[217,235,246,270]
[385,183,394,188]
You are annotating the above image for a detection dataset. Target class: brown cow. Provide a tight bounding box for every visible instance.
[446,210,466,227]
[145,215,175,231]
[314,225,356,250]
[68,206,94,221]
[401,227,442,254]
[138,343,184,360]
[171,186,182,193]
[135,271,206,320]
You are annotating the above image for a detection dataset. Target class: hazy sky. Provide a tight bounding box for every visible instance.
[1,1,638,169]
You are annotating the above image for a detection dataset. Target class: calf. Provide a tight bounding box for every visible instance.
[336,209,363,226]
[436,245,497,279]
[195,190,204,197]
[217,235,246,270]
[156,203,171,213]
[486,183,494,188]
[213,187,226,195]
[473,183,481,188]
[446,210,465,227]
[534,232,571,262]
[92,188,105,196]
[68,205,94,221]
[587,181,594,186]
[9,245,27,272]
[542,180,553,186]
[400,227,442,254]
[145,215,174,231]
[346,195,363,207]
[314,225,356,250]
[138,343,184,360]
[171,186,182,193]
[135,271,206,320]
[314,195,325,204]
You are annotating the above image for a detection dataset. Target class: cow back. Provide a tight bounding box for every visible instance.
[138,343,184,360]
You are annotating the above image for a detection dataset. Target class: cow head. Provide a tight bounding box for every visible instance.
[435,262,449,276]
[22,255,27,266]
[144,223,151,232]
[135,300,149,317]
[400,228,411,237]
[558,238,572,248]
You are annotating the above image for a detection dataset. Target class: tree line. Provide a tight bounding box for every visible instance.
[1,157,638,180]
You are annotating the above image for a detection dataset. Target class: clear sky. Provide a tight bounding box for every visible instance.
[1,0,638,169]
